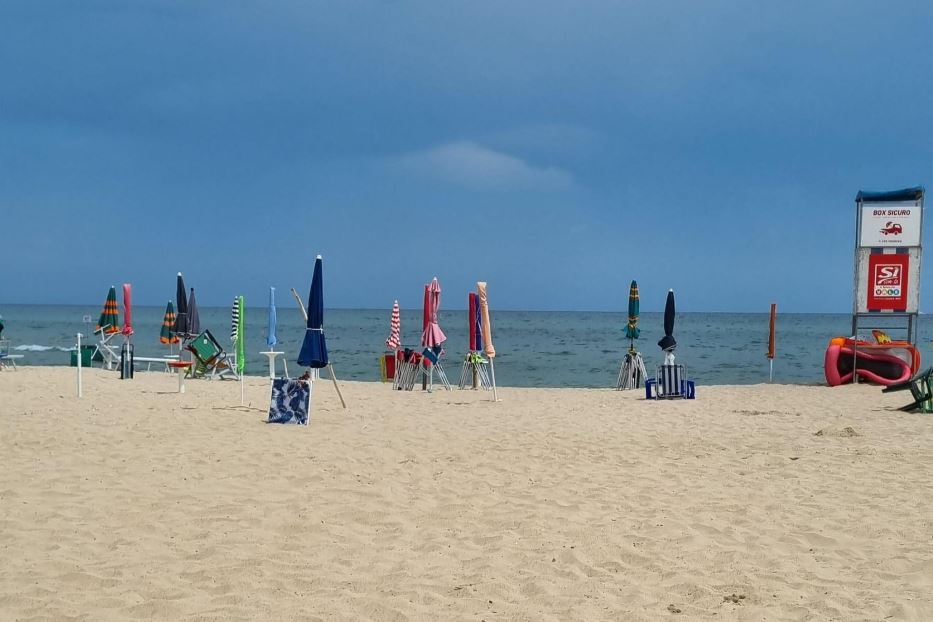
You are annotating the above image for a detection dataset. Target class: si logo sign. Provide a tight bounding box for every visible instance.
[867,254,909,310]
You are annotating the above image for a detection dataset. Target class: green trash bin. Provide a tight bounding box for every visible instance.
[70,345,96,367]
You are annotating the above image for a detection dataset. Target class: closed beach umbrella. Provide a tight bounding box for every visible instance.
[768,303,777,382]
[468,292,477,351]
[95,286,120,335]
[385,300,401,351]
[230,297,239,344]
[121,283,134,337]
[421,277,447,348]
[159,301,178,344]
[174,273,189,339]
[298,255,328,368]
[477,281,498,401]
[625,280,640,341]
[267,287,277,350]
[658,289,677,352]
[187,288,201,337]
[237,295,246,374]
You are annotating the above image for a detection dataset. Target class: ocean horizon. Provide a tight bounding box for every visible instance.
[0,303,925,387]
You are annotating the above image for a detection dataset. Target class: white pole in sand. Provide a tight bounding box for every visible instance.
[488,358,499,402]
[240,370,245,406]
[76,333,83,398]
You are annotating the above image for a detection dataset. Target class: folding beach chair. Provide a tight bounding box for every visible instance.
[267,377,310,425]
[458,351,492,390]
[394,349,422,391]
[94,328,122,370]
[645,364,696,399]
[0,339,18,370]
[882,367,933,413]
[186,330,239,380]
[421,347,451,391]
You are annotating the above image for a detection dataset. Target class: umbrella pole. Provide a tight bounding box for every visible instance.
[328,364,347,409]
[489,358,499,402]
[76,333,83,398]
[769,359,774,383]
[240,368,245,406]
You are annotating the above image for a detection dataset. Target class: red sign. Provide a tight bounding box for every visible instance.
[867,254,910,311]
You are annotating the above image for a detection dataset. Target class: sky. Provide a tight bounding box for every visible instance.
[2,1,932,312]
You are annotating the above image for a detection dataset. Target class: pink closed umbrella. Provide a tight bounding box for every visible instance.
[421,277,447,348]
[121,283,134,337]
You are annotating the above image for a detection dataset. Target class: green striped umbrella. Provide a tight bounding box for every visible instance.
[159,301,178,344]
[95,286,120,335]
[625,280,640,341]
[236,295,245,374]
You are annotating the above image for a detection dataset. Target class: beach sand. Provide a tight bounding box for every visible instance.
[1,367,931,621]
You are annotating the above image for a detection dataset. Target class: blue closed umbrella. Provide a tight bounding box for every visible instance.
[173,273,189,338]
[658,289,676,352]
[298,256,328,368]
[267,286,278,349]
[186,288,201,337]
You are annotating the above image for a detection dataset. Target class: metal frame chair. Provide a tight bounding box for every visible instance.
[646,364,695,399]
[186,330,239,380]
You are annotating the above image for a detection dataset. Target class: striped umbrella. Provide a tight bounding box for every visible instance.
[121,283,134,337]
[267,287,278,350]
[625,280,640,341]
[159,301,178,344]
[385,300,401,350]
[95,286,120,335]
[230,297,240,344]
[421,277,447,348]
[236,295,245,374]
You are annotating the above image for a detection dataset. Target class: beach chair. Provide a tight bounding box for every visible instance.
[186,330,239,380]
[645,364,696,399]
[395,349,422,391]
[458,351,492,390]
[0,339,18,370]
[420,347,451,391]
[882,367,933,413]
[94,327,122,370]
[267,377,310,424]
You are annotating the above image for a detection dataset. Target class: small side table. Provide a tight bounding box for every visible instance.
[167,361,193,393]
[259,351,288,379]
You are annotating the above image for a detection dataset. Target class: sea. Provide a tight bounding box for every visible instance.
[0,304,926,387]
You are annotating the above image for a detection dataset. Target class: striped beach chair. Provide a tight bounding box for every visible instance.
[645,364,695,399]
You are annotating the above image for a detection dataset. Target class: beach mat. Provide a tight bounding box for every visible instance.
[267,378,310,425]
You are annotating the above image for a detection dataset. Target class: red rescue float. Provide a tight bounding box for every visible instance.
[824,335,920,386]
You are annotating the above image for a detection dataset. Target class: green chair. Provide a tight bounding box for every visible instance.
[883,367,933,413]
[185,330,238,380]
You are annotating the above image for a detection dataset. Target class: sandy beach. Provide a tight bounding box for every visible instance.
[1,367,931,621]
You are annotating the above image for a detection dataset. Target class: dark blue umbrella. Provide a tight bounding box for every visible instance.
[187,287,201,337]
[173,273,189,338]
[298,255,328,368]
[658,289,676,352]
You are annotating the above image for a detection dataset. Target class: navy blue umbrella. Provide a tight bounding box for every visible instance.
[186,287,201,337]
[658,289,676,352]
[173,273,189,338]
[298,255,328,368]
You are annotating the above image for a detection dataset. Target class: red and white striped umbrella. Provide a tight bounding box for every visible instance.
[385,300,401,350]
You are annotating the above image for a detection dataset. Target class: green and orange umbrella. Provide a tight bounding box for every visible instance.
[625,280,640,342]
[160,301,179,344]
[95,286,120,335]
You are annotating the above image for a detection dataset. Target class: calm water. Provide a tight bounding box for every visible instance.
[0,304,927,387]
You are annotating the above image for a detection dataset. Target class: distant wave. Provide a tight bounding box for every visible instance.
[14,345,73,352]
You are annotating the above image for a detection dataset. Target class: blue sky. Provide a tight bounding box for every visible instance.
[2,1,931,312]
